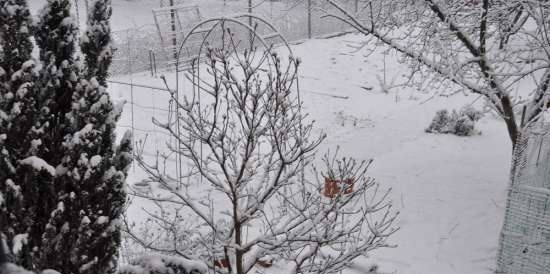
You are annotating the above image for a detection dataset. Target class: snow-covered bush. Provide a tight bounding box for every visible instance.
[453,116,475,136]
[461,105,483,122]
[0,237,61,274]
[425,109,452,134]
[425,107,483,136]
[118,255,206,274]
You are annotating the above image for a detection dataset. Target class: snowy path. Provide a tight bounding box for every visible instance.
[108,34,511,274]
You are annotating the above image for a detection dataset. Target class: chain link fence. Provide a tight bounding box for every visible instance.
[110,0,364,75]
[497,125,550,274]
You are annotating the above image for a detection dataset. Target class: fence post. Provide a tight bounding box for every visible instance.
[127,29,136,172]
[74,0,80,29]
[355,0,358,13]
[149,50,154,77]
[170,0,178,60]
[248,0,253,48]
[307,0,312,38]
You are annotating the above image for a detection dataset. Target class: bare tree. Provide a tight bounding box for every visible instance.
[325,0,550,148]
[125,30,397,274]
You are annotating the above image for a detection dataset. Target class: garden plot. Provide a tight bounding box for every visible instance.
[108,33,512,274]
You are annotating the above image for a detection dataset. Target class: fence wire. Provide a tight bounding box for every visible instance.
[111,0,364,75]
[497,125,550,274]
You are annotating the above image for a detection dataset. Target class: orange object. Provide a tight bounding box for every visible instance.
[324,177,354,198]
[214,258,229,268]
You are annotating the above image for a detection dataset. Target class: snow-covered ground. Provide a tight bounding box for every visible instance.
[109,34,511,274]
[28,1,512,273]
[289,36,511,274]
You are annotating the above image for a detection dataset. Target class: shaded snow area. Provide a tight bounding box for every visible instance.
[108,33,511,274]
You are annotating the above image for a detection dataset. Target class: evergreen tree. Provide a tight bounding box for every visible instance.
[1,0,131,273]
[41,77,132,274]
[0,0,33,75]
[0,0,56,268]
[35,0,80,159]
[80,0,112,86]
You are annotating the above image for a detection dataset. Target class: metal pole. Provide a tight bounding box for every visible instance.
[84,0,89,19]
[149,50,154,77]
[248,0,253,48]
[127,29,136,172]
[74,0,80,30]
[307,0,312,38]
[170,0,178,60]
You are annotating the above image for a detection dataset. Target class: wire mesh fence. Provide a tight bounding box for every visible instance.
[497,125,550,274]
[110,0,364,75]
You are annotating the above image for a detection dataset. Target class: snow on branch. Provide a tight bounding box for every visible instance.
[19,156,56,176]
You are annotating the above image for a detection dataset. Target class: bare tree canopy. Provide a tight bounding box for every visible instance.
[126,24,398,274]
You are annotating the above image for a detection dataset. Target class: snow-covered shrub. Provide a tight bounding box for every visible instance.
[425,107,482,136]
[0,237,62,274]
[118,255,206,274]
[425,109,453,134]
[453,116,476,136]
[460,105,483,122]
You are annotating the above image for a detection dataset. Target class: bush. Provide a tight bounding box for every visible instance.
[425,107,483,136]
[453,116,475,136]
[461,105,484,122]
[118,255,207,274]
[425,109,453,134]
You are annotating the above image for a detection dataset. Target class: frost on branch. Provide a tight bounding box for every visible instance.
[128,27,397,274]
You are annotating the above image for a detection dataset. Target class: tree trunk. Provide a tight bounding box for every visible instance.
[501,96,518,149]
